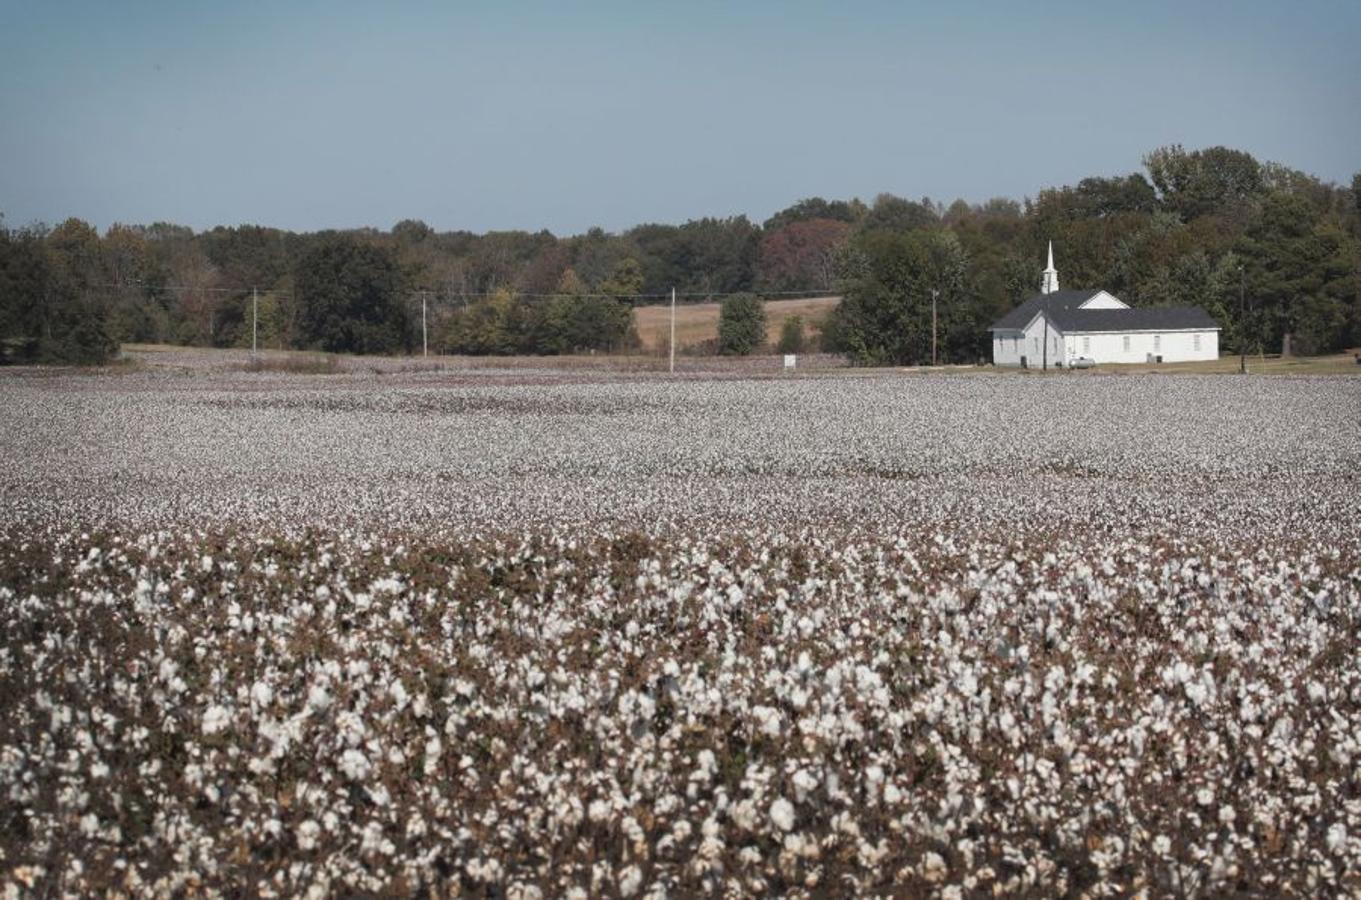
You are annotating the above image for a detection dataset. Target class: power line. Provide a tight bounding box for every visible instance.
[407,288,840,303]
[91,282,294,296]
[90,282,841,304]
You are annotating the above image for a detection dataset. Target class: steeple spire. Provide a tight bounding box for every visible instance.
[1041,241,1060,294]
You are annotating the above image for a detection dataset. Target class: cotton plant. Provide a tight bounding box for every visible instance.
[1,363,1359,895]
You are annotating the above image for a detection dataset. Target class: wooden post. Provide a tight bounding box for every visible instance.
[931,289,938,366]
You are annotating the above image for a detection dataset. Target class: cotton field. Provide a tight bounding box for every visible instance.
[1,359,1358,896]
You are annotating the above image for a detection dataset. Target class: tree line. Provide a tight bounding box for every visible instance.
[1,144,1358,365]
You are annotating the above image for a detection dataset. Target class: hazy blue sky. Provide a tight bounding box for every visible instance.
[1,1,1357,235]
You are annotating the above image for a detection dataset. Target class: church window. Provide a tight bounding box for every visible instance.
[1154,334,1161,352]
[1193,333,1202,351]
[1122,335,1131,352]
[1082,336,1090,354]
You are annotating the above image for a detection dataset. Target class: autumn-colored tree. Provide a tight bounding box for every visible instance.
[756,219,851,292]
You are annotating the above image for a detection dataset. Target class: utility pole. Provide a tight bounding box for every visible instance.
[931,289,939,366]
[1238,265,1246,374]
[1041,294,1049,371]
[252,286,258,354]
[669,286,676,375]
[422,293,428,358]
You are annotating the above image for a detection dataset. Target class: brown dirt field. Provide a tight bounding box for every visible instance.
[633,296,840,353]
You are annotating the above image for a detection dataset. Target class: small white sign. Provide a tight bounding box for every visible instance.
[783,354,796,369]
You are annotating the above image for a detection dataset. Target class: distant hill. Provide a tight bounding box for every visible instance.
[633,296,840,353]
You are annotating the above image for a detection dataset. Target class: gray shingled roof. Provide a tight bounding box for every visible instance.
[1047,305,1221,333]
[988,289,1102,331]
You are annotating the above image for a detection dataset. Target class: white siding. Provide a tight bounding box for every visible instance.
[995,323,1220,366]
[1074,329,1219,364]
[992,315,1064,367]
[992,333,1024,366]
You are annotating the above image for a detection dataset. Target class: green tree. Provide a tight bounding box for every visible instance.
[533,268,636,353]
[717,293,766,355]
[439,289,522,355]
[1144,144,1264,221]
[38,218,120,364]
[828,229,973,366]
[860,193,939,234]
[599,258,645,298]
[296,236,410,354]
[1236,193,1353,355]
[0,222,50,363]
[776,315,806,354]
[763,197,867,231]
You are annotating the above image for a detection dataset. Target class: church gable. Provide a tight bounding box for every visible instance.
[1077,291,1128,311]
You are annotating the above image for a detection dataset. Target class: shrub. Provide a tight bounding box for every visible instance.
[776,315,806,354]
[717,293,766,356]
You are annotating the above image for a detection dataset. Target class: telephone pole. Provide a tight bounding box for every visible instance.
[422,293,428,358]
[251,286,258,354]
[931,289,939,366]
[1238,265,1246,374]
[1041,295,1049,371]
[669,286,676,374]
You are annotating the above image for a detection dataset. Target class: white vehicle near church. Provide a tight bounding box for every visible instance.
[989,243,1220,367]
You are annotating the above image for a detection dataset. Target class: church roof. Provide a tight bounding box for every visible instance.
[988,289,1102,331]
[1047,305,1221,333]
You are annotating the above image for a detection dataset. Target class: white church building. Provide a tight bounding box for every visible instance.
[989,244,1220,367]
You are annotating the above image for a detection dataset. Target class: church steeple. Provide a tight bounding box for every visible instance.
[1040,241,1060,295]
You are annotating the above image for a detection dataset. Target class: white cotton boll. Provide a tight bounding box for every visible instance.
[791,768,819,802]
[753,705,781,738]
[1326,823,1347,855]
[617,865,643,898]
[201,704,232,735]
[769,797,796,832]
[730,800,757,831]
[1153,835,1172,856]
[307,684,332,713]
[1218,805,1236,825]
[423,736,442,776]
[251,681,273,708]
[1196,787,1214,807]
[339,749,371,781]
[371,576,403,595]
[921,851,948,883]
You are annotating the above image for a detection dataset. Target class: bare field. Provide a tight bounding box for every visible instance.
[1,354,1359,896]
[633,295,840,353]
